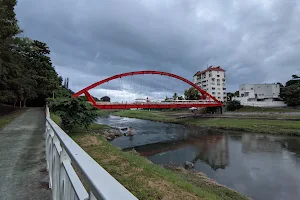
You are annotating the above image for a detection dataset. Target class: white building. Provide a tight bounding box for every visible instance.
[193,66,226,102]
[233,83,286,107]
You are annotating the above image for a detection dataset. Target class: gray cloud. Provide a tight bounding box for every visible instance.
[16,0,300,100]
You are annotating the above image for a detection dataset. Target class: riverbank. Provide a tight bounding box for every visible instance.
[50,113,248,200]
[114,110,300,136]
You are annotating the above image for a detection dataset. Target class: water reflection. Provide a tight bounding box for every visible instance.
[97,116,300,200]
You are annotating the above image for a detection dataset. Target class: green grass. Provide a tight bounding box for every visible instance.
[234,106,299,113]
[114,110,300,135]
[97,109,114,117]
[72,133,248,200]
[186,118,300,135]
[114,110,179,123]
[0,109,25,129]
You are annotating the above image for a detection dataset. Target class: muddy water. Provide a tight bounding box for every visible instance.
[97,115,300,200]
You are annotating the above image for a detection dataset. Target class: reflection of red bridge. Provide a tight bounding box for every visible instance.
[73,70,223,109]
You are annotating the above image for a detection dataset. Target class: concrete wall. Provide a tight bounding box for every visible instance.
[239,84,280,99]
[233,97,286,107]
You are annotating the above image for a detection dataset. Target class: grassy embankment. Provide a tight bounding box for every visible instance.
[0,104,26,129]
[50,113,247,200]
[232,106,300,113]
[114,110,300,135]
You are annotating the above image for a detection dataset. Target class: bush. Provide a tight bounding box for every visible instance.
[227,100,242,111]
[48,98,98,132]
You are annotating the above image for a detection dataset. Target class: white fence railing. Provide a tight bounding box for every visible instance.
[45,106,138,200]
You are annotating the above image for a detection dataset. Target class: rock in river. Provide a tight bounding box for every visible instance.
[184,161,194,169]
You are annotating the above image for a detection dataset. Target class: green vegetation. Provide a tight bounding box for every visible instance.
[114,110,300,135]
[0,0,62,107]
[184,87,200,100]
[115,110,179,123]
[226,100,242,111]
[281,75,300,107]
[72,133,247,200]
[49,98,98,132]
[0,104,25,128]
[50,113,108,133]
[233,106,299,113]
[186,118,300,135]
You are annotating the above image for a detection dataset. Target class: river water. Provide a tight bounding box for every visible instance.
[97,115,300,200]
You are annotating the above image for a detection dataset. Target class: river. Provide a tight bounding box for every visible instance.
[97,115,300,200]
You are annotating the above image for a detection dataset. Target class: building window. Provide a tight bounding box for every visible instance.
[217,84,220,86]
[211,82,215,85]
[217,88,220,90]
[212,78,215,81]
[223,92,226,95]
[218,97,220,99]
[222,78,226,81]
[218,92,220,94]
[209,74,212,77]
[217,75,220,77]
[223,88,226,90]
[212,92,215,95]
[212,87,215,90]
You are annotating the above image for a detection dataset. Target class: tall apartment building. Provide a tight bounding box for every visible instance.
[193,66,226,102]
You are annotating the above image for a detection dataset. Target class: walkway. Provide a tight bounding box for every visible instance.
[0,108,51,200]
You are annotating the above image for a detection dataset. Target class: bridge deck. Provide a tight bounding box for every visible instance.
[0,108,51,200]
[94,102,222,109]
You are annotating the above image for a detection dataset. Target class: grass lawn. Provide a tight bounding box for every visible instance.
[114,110,300,135]
[233,106,299,113]
[0,109,25,129]
[185,118,300,135]
[114,110,179,123]
[50,113,248,200]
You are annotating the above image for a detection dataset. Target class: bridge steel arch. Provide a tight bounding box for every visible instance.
[73,70,223,109]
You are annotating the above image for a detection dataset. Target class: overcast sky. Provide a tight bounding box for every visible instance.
[15,0,300,100]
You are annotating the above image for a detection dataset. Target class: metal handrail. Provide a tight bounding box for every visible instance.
[45,106,137,200]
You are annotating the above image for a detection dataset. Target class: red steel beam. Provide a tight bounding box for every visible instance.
[73,70,222,106]
[93,103,221,109]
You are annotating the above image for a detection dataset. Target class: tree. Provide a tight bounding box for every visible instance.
[281,84,300,107]
[280,75,300,107]
[184,87,200,100]
[173,93,178,100]
[234,90,239,97]
[49,98,99,132]
[227,100,242,111]
[286,75,300,87]
[178,96,184,100]
[100,96,110,102]
[0,0,22,105]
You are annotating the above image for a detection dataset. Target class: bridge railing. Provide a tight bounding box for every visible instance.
[95,100,219,105]
[45,106,137,200]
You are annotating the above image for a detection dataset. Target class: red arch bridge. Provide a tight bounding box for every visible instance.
[72,70,223,109]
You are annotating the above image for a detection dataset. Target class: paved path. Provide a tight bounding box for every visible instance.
[0,108,51,200]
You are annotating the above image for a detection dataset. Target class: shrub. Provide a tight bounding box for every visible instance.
[227,100,242,111]
[48,98,98,132]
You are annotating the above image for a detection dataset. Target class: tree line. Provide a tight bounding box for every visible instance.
[0,0,62,107]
